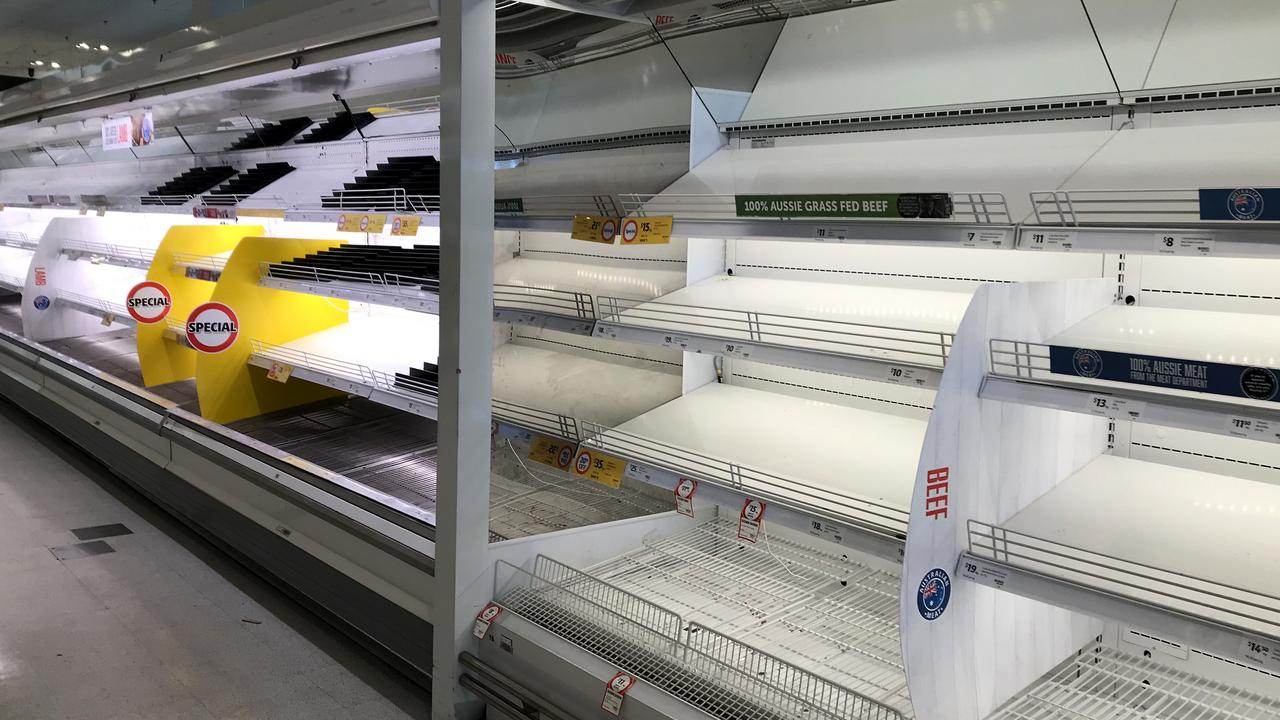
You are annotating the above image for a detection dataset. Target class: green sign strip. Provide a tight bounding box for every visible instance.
[495,198,524,213]
[734,193,953,219]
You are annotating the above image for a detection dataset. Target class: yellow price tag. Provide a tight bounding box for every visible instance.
[337,213,387,233]
[570,214,620,244]
[620,216,674,245]
[390,215,422,237]
[571,448,626,489]
[527,435,576,471]
[100,313,115,326]
[266,362,293,383]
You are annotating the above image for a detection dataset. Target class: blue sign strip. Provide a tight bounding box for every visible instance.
[1199,188,1280,221]
[1048,346,1280,402]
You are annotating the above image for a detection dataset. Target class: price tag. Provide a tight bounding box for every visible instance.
[885,365,922,385]
[572,449,627,489]
[1154,232,1215,256]
[722,341,754,358]
[390,215,421,237]
[661,334,692,350]
[100,313,115,326]
[570,214,620,244]
[337,213,387,233]
[1225,415,1279,441]
[737,498,766,543]
[527,435,576,471]
[621,216,673,245]
[1240,636,1280,671]
[674,478,697,517]
[601,672,637,716]
[813,226,849,242]
[1086,394,1146,420]
[1025,230,1078,251]
[266,362,293,383]
[960,229,1010,248]
[807,519,846,545]
[959,557,1012,589]
[473,602,503,640]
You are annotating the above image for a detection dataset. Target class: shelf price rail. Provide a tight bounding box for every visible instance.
[960,519,1280,677]
[59,239,157,270]
[0,229,39,251]
[983,339,1280,444]
[247,339,439,420]
[594,294,953,387]
[494,555,904,720]
[55,289,135,327]
[492,285,596,335]
[258,261,440,314]
[579,421,909,562]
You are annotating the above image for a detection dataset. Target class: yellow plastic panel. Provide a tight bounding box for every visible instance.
[196,236,348,423]
[137,225,263,387]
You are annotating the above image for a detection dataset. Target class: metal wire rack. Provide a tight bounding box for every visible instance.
[588,519,910,715]
[172,252,229,273]
[55,289,134,326]
[0,230,39,251]
[619,192,1012,225]
[597,295,954,369]
[968,520,1280,642]
[495,194,622,218]
[491,398,580,443]
[248,339,439,401]
[1028,189,1262,227]
[259,260,440,299]
[989,339,1054,379]
[493,284,595,322]
[497,539,905,720]
[59,239,156,269]
[302,188,439,213]
[989,642,1280,719]
[580,422,911,542]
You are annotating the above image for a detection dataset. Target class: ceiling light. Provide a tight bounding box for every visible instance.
[98,44,109,51]
[76,42,91,50]
[49,61,60,69]
[32,60,44,66]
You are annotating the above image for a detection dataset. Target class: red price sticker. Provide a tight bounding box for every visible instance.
[737,498,766,543]
[601,672,636,716]
[473,602,502,640]
[674,478,697,517]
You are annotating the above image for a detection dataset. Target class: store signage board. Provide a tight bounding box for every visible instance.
[619,216,673,245]
[194,206,236,220]
[570,215,619,244]
[1049,345,1280,404]
[185,302,239,354]
[101,111,155,152]
[337,213,386,233]
[572,449,626,488]
[734,193,953,219]
[1199,188,1280,221]
[527,435,576,471]
[125,281,172,324]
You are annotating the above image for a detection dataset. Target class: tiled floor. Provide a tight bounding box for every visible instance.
[0,401,429,720]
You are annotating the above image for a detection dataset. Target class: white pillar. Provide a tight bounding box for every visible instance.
[433,0,495,718]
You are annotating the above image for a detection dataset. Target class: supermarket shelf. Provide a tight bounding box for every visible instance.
[59,238,156,270]
[493,285,595,335]
[961,454,1280,672]
[587,518,910,715]
[580,383,921,561]
[55,289,135,327]
[260,262,440,314]
[171,252,229,274]
[1022,189,1280,258]
[595,276,964,386]
[0,230,39,251]
[988,641,1280,720]
[496,551,903,720]
[0,274,22,293]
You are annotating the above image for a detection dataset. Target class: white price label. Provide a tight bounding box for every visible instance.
[813,225,849,242]
[1086,394,1146,420]
[1154,233,1215,256]
[722,341,753,358]
[1240,636,1280,671]
[1026,230,1078,251]
[960,557,1013,589]
[1225,415,1279,441]
[807,519,847,545]
[661,334,692,350]
[512,312,541,326]
[960,229,1010,248]
[885,365,921,385]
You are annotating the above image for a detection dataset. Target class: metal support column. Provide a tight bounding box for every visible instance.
[433,1,496,719]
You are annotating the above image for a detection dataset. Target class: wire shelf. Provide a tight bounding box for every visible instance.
[989,338,1053,380]
[491,398,580,442]
[55,289,132,325]
[0,230,39,251]
[579,421,911,542]
[59,239,156,269]
[248,339,439,402]
[260,260,440,297]
[306,188,439,213]
[1028,188,1277,227]
[619,192,1012,225]
[0,273,23,292]
[496,543,904,720]
[496,194,622,218]
[990,642,1280,720]
[598,295,954,370]
[493,284,595,321]
[172,252,228,273]
[968,520,1280,642]
[588,519,910,714]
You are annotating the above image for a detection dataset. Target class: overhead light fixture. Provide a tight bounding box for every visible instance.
[119,47,144,58]
[76,42,91,50]
[98,44,109,51]
[50,61,61,69]
[32,60,44,66]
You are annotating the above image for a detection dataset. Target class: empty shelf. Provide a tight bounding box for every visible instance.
[494,256,686,329]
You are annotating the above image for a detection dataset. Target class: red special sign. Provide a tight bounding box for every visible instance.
[185,302,239,353]
[125,281,172,324]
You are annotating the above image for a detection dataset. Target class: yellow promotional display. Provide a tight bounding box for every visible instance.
[195,236,349,424]
[136,225,263,388]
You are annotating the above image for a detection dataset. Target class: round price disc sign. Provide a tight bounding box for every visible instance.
[125,281,172,324]
[621,219,639,243]
[185,302,239,354]
[599,219,618,243]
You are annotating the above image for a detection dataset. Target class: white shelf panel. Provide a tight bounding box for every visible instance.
[493,256,685,334]
[964,455,1280,669]
[491,342,680,430]
[596,275,967,384]
[583,383,922,558]
[990,642,1280,720]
